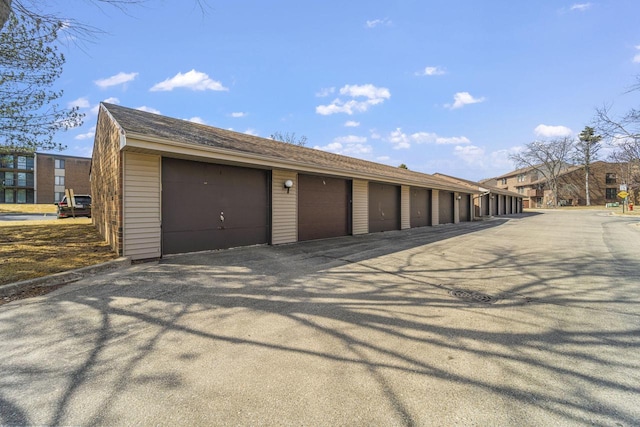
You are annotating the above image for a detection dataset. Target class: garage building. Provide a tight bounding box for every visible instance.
[92,103,506,260]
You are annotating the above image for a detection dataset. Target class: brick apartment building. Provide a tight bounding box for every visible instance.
[482,161,636,207]
[0,152,91,204]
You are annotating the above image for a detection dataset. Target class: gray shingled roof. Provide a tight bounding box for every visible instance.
[433,172,523,197]
[102,103,477,193]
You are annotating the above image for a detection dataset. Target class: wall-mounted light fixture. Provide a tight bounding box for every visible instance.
[457,195,462,200]
[284,179,293,194]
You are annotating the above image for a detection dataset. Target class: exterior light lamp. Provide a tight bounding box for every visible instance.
[284,179,293,193]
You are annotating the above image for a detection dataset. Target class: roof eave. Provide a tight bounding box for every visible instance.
[122,131,478,193]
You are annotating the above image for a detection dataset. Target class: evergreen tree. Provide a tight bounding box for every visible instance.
[574,126,602,206]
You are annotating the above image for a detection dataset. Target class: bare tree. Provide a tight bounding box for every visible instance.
[0,0,10,30]
[595,76,640,162]
[270,131,307,147]
[0,13,83,151]
[608,150,640,203]
[1,0,208,151]
[573,126,602,206]
[595,76,640,204]
[509,138,574,207]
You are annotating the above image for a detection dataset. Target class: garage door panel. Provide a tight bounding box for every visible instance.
[459,194,470,222]
[438,191,454,224]
[298,174,350,241]
[410,187,431,228]
[162,158,270,254]
[369,183,400,233]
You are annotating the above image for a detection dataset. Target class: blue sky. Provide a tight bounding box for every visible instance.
[46,0,640,181]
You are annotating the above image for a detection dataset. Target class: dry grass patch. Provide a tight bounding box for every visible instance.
[0,203,56,214]
[0,219,117,286]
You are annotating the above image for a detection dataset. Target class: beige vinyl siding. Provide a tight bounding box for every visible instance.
[123,152,161,260]
[431,189,440,225]
[453,197,459,223]
[352,179,368,235]
[401,185,410,230]
[272,169,297,244]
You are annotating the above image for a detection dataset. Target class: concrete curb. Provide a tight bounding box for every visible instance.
[0,257,131,298]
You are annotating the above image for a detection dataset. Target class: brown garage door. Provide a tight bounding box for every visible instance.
[459,194,470,222]
[298,174,351,241]
[482,194,490,216]
[410,187,431,228]
[439,191,454,224]
[161,158,270,255]
[369,182,400,232]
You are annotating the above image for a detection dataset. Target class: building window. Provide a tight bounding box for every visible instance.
[54,192,65,202]
[16,189,26,203]
[54,175,65,186]
[3,172,14,186]
[605,173,616,184]
[517,187,525,194]
[4,189,14,203]
[17,172,27,187]
[501,178,507,185]
[605,188,617,199]
[17,156,33,170]
[517,174,526,182]
[55,158,65,169]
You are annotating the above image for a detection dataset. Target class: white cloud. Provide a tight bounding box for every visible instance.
[94,72,138,89]
[69,97,90,109]
[150,69,228,92]
[445,92,486,109]
[633,45,640,63]
[136,106,161,114]
[230,112,246,118]
[453,145,486,167]
[452,144,521,171]
[316,84,391,115]
[340,84,390,100]
[386,128,471,149]
[489,146,523,170]
[315,87,335,97]
[243,129,259,136]
[366,18,392,28]
[345,121,360,127]
[416,66,446,76]
[389,128,411,149]
[187,117,206,124]
[534,124,573,137]
[435,136,472,145]
[74,126,96,140]
[314,135,371,156]
[570,3,591,11]
[91,97,120,115]
[334,135,367,144]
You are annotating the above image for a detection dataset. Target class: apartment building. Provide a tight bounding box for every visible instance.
[482,161,634,207]
[0,152,91,204]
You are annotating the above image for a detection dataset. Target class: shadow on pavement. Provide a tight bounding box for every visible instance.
[2,212,639,425]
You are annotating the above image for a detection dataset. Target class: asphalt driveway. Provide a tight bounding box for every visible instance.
[1,210,639,426]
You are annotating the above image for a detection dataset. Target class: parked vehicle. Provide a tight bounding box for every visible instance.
[56,195,92,218]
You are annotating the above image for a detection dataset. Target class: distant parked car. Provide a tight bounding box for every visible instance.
[55,195,92,219]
